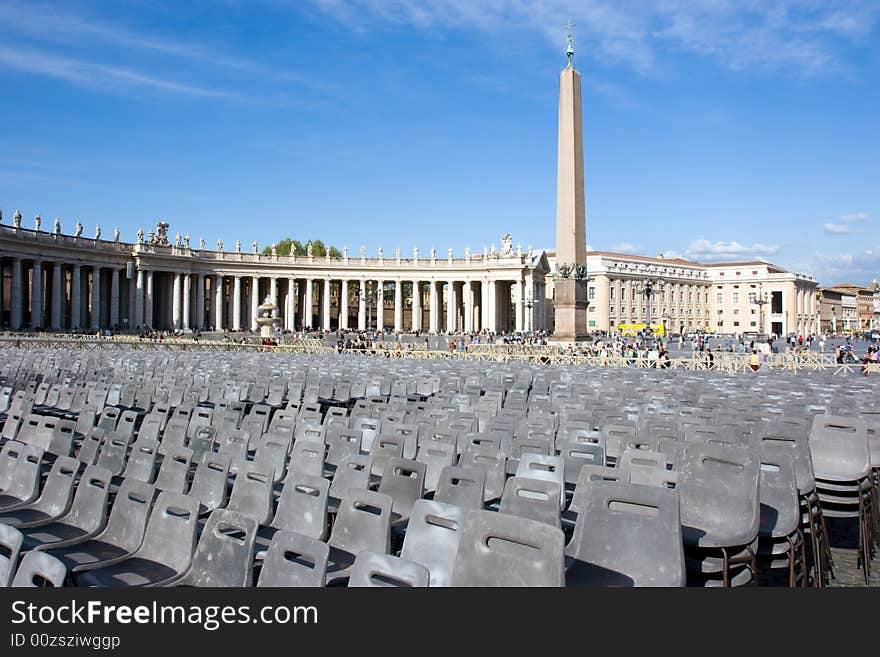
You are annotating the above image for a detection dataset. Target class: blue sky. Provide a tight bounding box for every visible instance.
[1,0,878,285]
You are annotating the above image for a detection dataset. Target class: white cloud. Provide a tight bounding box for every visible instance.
[305,0,880,76]
[807,247,880,286]
[686,239,780,261]
[608,242,645,255]
[824,223,850,234]
[839,212,869,223]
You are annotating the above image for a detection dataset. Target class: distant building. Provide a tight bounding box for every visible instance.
[818,287,858,333]
[825,283,876,330]
[545,250,819,336]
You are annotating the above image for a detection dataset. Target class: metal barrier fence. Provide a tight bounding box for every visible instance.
[1,334,877,375]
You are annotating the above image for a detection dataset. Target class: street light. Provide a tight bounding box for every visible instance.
[633,277,665,337]
[749,283,769,336]
[524,292,542,334]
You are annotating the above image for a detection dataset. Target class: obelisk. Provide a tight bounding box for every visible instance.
[552,23,589,342]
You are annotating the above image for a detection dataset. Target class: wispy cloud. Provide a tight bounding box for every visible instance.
[822,212,869,235]
[0,46,241,100]
[839,212,869,223]
[824,222,850,234]
[608,242,646,255]
[686,239,780,261]
[304,0,880,76]
[807,247,880,285]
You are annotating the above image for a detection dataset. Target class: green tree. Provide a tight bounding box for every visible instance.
[262,238,341,257]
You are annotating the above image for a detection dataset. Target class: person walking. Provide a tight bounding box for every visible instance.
[749,350,760,372]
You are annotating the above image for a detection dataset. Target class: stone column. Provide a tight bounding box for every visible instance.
[110,268,120,328]
[376,280,384,330]
[171,272,182,330]
[230,276,241,330]
[486,279,497,333]
[69,264,81,330]
[358,281,366,330]
[429,281,439,333]
[270,277,278,308]
[340,279,349,330]
[10,258,22,330]
[462,280,473,333]
[304,278,313,329]
[593,274,610,333]
[394,280,403,332]
[249,277,259,331]
[514,278,524,333]
[411,281,421,332]
[50,262,62,330]
[323,278,331,330]
[212,275,222,330]
[144,271,153,328]
[31,260,43,329]
[195,274,205,329]
[182,273,191,330]
[134,269,144,328]
[446,281,456,333]
[90,266,101,330]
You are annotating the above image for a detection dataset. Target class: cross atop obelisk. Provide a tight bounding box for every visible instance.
[552,20,589,341]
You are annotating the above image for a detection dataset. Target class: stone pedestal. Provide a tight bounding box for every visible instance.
[550,278,589,342]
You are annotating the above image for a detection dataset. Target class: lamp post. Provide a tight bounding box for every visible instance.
[749,283,769,336]
[634,277,665,337]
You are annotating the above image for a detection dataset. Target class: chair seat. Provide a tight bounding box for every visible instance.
[22,524,89,551]
[45,541,133,572]
[77,557,180,587]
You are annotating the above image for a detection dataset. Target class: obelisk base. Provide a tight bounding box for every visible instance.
[550,279,589,343]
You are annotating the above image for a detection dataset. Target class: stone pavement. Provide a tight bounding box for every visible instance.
[826,518,879,587]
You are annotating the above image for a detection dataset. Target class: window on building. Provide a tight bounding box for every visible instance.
[750,309,755,315]
[716,292,723,304]
[588,287,595,300]
[734,321,740,327]
[752,270,757,275]
[717,321,724,327]
[632,307,636,316]
[688,291,693,303]
[609,288,614,301]
[750,321,756,327]
[621,289,626,301]
[733,309,739,315]
[733,293,739,304]
[736,271,741,276]
[610,306,615,315]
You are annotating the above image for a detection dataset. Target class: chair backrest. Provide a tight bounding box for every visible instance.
[92,479,155,554]
[757,422,815,494]
[0,523,24,587]
[252,432,291,483]
[134,491,199,573]
[30,456,80,519]
[369,434,405,478]
[377,458,426,519]
[257,530,329,587]
[328,488,392,557]
[61,465,112,534]
[568,464,630,516]
[272,473,329,540]
[499,476,561,528]
[565,479,685,587]
[458,445,506,501]
[329,455,373,501]
[808,414,870,481]
[176,509,258,587]
[400,499,465,587]
[187,425,217,465]
[0,442,44,503]
[122,438,160,483]
[96,432,132,477]
[115,410,138,440]
[288,440,325,479]
[154,446,193,494]
[187,452,231,513]
[451,510,565,587]
[415,441,456,492]
[514,454,565,506]
[433,465,485,511]
[325,428,362,467]
[757,445,800,539]
[11,551,67,587]
[348,551,430,587]
[226,461,274,525]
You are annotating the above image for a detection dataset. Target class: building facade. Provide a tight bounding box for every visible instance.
[825,283,876,330]
[0,221,549,334]
[817,288,858,333]
[546,251,820,337]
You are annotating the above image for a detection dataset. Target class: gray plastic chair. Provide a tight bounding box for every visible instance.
[122,438,160,483]
[288,440,325,479]
[252,432,290,484]
[0,523,23,586]
[96,432,132,477]
[256,530,329,587]
[377,457,426,522]
[458,445,506,502]
[400,499,465,587]
[0,456,79,529]
[415,441,456,493]
[11,551,67,587]
[370,434,405,478]
[269,473,329,541]
[451,509,565,587]
[226,461,274,525]
[348,551,430,587]
[76,427,106,466]
[514,454,565,507]
[187,452,231,514]
[565,479,685,587]
[77,491,199,587]
[154,446,193,494]
[499,476,561,528]
[174,509,258,587]
[327,488,393,578]
[808,414,870,482]
[0,443,44,511]
[325,428,363,468]
[20,465,112,551]
[329,455,373,505]
[433,466,486,511]
[39,479,155,573]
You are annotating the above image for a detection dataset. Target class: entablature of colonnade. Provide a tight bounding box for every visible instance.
[2,223,549,281]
